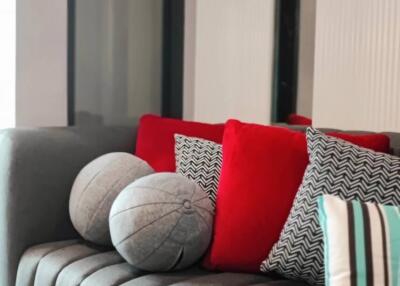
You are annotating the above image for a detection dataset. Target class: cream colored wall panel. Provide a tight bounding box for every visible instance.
[184,0,275,124]
[313,0,400,132]
[296,0,316,118]
[183,0,196,120]
[16,0,68,127]
[0,1,16,129]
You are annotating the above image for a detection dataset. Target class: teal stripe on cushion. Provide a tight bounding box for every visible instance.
[352,200,367,286]
[398,264,400,286]
[318,196,330,286]
[320,195,400,286]
[383,205,400,286]
[398,254,400,286]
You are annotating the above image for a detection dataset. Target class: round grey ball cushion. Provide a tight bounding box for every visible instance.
[109,172,214,272]
[69,152,154,245]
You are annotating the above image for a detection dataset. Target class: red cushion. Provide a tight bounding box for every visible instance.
[135,114,225,172]
[204,120,390,273]
[287,113,312,126]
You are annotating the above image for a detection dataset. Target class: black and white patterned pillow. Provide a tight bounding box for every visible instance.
[175,134,222,206]
[261,127,400,285]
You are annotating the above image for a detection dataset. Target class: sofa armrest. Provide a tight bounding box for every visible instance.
[0,125,136,286]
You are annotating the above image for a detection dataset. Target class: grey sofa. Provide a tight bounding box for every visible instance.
[1,125,398,286]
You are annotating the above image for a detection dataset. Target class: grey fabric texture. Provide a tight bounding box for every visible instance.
[4,124,400,286]
[56,250,124,286]
[34,243,99,286]
[15,240,79,286]
[16,241,306,286]
[110,173,214,272]
[69,152,153,245]
[119,267,209,286]
[0,126,136,286]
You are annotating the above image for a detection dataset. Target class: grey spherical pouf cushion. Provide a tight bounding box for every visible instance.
[69,152,154,245]
[109,172,214,272]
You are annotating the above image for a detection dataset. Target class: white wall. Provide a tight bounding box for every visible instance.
[0,1,16,129]
[184,0,275,124]
[16,0,68,127]
[312,0,400,132]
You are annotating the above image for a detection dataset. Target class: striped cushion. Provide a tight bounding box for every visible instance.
[318,195,400,286]
[175,134,222,206]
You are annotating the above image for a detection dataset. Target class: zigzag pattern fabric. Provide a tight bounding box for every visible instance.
[175,134,222,206]
[261,127,400,285]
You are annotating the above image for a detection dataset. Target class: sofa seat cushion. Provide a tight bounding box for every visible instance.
[16,240,307,286]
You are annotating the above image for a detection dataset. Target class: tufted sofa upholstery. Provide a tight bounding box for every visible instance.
[16,240,307,286]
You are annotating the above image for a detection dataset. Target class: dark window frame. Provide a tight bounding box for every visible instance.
[68,1,298,125]
[271,0,300,123]
[67,0,75,125]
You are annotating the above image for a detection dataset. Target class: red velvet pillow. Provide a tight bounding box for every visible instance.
[204,120,390,273]
[287,113,312,126]
[135,114,225,172]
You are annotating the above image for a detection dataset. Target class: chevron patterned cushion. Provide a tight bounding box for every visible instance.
[175,134,222,206]
[261,128,399,285]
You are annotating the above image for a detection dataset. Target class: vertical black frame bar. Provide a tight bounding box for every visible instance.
[162,0,185,119]
[271,0,300,123]
[67,0,75,126]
